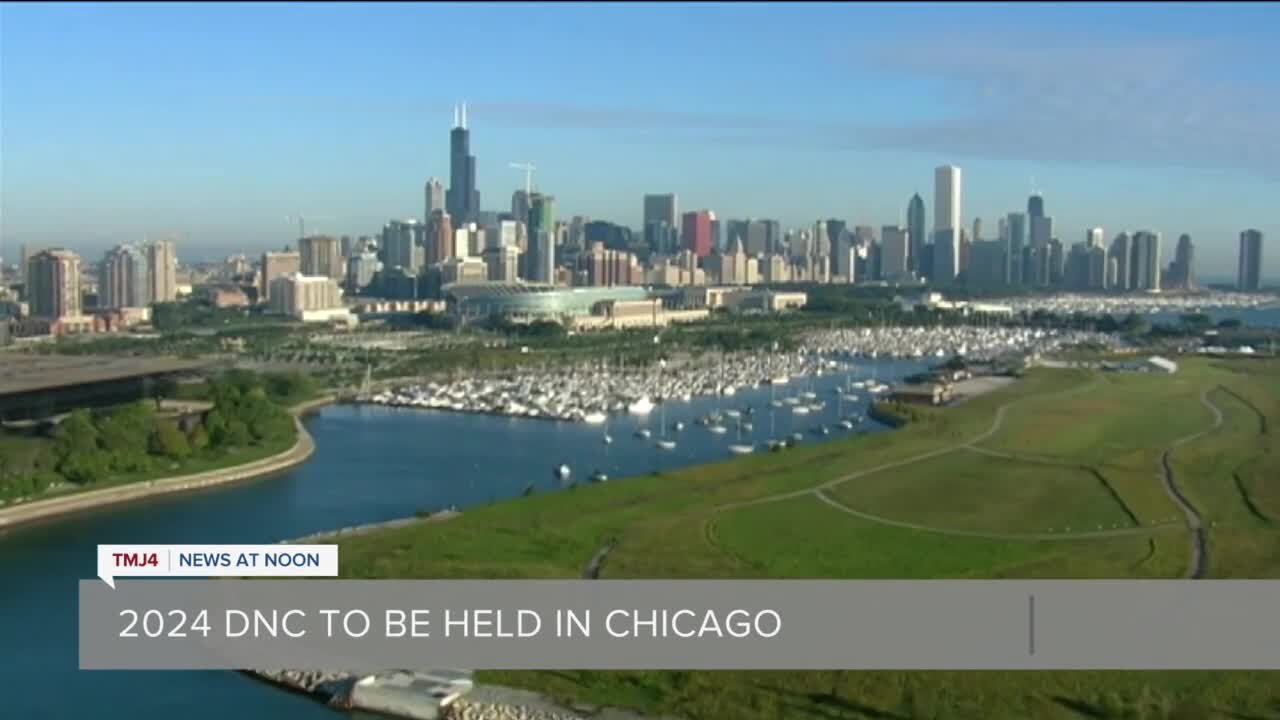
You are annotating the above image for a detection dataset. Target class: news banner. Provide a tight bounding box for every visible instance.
[82,544,1280,670]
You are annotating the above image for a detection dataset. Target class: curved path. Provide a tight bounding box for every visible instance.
[709,377,1227,564]
[1159,388,1224,579]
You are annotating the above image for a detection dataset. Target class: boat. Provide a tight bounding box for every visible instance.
[583,411,607,425]
[741,422,753,432]
[590,470,609,483]
[602,434,613,445]
[837,419,855,430]
[635,428,651,439]
[810,425,830,436]
[672,421,685,432]
[554,464,571,479]
[721,385,737,397]
[628,396,654,415]
[656,439,677,450]
[800,391,817,400]
[768,375,789,385]
[707,424,728,434]
[770,399,784,408]
[728,444,754,455]
[724,409,742,419]
[792,405,810,415]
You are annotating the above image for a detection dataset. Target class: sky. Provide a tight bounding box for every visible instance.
[1,1,1277,279]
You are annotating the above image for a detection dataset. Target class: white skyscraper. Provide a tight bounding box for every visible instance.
[933,165,962,281]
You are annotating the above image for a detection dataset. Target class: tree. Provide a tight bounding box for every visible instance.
[150,422,191,461]
[187,425,210,453]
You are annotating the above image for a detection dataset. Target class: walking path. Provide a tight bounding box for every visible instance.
[708,377,1225,568]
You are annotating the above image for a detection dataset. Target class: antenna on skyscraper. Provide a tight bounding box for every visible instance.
[453,104,459,128]
[461,101,467,129]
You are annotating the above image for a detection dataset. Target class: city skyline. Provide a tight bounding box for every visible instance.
[1,3,1278,278]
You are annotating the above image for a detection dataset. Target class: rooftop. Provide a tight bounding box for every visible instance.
[0,353,209,396]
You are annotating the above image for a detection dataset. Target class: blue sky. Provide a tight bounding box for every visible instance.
[2,1,1277,278]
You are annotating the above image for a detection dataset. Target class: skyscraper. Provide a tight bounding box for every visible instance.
[1168,234,1195,290]
[426,212,453,267]
[906,193,925,275]
[424,177,444,221]
[146,239,177,303]
[28,249,82,319]
[527,193,556,283]
[932,166,962,282]
[99,244,148,309]
[446,103,480,225]
[1087,228,1104,250]
[260,250,301,302]
[299,235,343,281]
[681,210,713,258]
[1028,193,1045,220]
[1132,231,1162,291]
[1238,230,1263,291]
[972,217,983,243]
[383,219,427,272]
[880,226,909,281]
[1006,213,1026,285]
[643,194,678,229]
[1109,233,1131,292]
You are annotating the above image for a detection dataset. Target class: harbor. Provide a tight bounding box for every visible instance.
[800,325,1119,361]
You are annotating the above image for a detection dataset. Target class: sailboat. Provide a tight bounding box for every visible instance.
[728,416,754,455]
[655,358,676,450]
[706,352,728,434]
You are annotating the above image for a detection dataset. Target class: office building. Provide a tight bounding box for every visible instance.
[1087,227,1105,250]
[643,194,678,229]
[567,216,589,254]
[907,193,926,275]
[28,249,82,319]
[299,235,343,282]
[260,250,301,302]
[644,221,679,255]
[99,244,149,309]
[580,242,640,286]
[346,252,379,292]
[933,166,962,281]
[483,245,521,283]
[489,219,519,250]
[1167,234,1195,290]
[1048,239,1064,286]
[681,210,713,257]
[972,218,983,243]
[1110,233,1131,292]
[1006,212,1026,285]
[527,193,556,283]
[146,239,177,303]
[880,225,909,281]
[967,239,1007,286]
[1131,231,1162,291]
[268,273,345,320]
[424,211,453,266]
[446,103,480,224]
[1028,193,1045,220]
[383,219,427,272]
[424,177,444,221]
[1238,230,1263,291]
[584,221,633,251]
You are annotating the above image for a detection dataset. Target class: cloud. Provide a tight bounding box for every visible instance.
[836,31,1280,180]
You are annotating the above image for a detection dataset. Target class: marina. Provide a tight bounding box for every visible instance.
[799,325,1119,361]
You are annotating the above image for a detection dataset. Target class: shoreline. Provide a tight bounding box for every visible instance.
[0,396,335,532]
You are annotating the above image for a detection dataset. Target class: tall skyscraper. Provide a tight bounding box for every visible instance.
[446,103,480,225]
[299,235,343,281]
[1006,213,1027,285]
[1109,233,1131,291]
[99,245,148,309]
[1028,193,1045,220]
[1087,227,1104,250]
[906,193,925,275]
[28,249,82,319]
[643,194,678,230]
[424,177,444,221]
[972,218,983,243]
[1132,231,1162,291]
[383,219,427,272]
[146,239,177,303]
[1168,234,1195,290]
[1238,229,1263,291]
[932,166,962,282]
[18,244,30,295]
[527,193,557,283]
[260,250,301,302]
[681,210,713,258]
[880,226,909,280]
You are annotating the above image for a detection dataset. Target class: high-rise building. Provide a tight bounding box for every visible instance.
[19,244,31,295]
[1132,231,1162,291]
[425,211,454,266]
[681,210,713,258]
[146,239,177,303]
[99,245,148,309]
[489,219,519,250]
[967,240,1007,286]
[825,219,847,258]
[446,103,480,224]
[527,193,557,283]
[932,166,962,281]
[567,216,589,254]
[424,177,444,221]
[1110,233,1130,291]
[580,242,639,287]
[1166,234,1195,290]
[383,219,427,272]
[260,250,301,302]
[345,252,379,292]
[268,273,342,317]
[972,218,983,243]
[643,194,678,230]
[1028,193,1045,220]
[299,235,343,282]
[1006,213,1027,285]
[482,245,521,283]
[28,249,82,319]
[1087,227,1105,250]
[880,226,909,281]
[906,193,926,275]
[1238,230,1263,291]
[1048,239,1065,286]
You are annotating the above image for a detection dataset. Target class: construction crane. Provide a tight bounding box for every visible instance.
[509,162,536,196]
[285,213,334,239]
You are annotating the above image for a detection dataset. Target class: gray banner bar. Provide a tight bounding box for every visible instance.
[79,580,1280,670]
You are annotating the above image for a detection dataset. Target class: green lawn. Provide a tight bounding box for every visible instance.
[333,357,1280,719]
[827,451,1138,535]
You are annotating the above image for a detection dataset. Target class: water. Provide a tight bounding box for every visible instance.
[1146,305,1280,328]
[0,359,927,719]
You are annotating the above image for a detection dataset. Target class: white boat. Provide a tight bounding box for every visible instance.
[837,419,855,430]
[583,411,607,425]
[792,406,810,415]
[656,439,677,450]
[628,396,654,415]
[724,409,742,419]
[801,391,817,400]
[635,428,651,439]
[707,424,728,434]
[554,464,571,479]
[741,422,753,432]
[602,434,613,445]
[590,470,609,483]
[673,421,685,431]
[768,376,789,385]
[770,400,784,408]
[728,444,754,455]
[721,386,737,397]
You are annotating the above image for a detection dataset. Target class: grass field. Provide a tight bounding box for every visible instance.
[336,356,1280,719]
